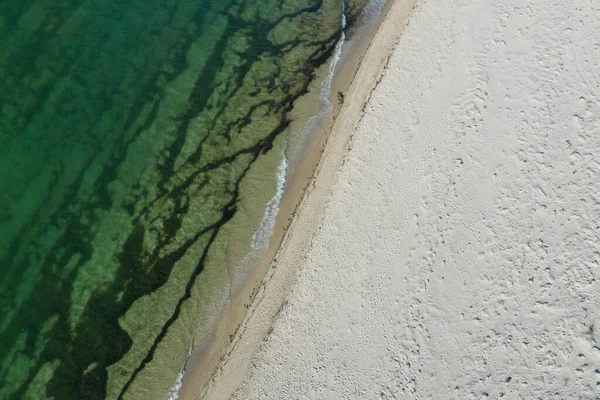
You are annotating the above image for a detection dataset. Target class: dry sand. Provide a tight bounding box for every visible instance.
[202,0,600,398]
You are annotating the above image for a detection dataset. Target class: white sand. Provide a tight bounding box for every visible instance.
[204,0,600,398]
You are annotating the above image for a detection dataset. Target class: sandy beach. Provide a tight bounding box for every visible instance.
[200,0,600,398]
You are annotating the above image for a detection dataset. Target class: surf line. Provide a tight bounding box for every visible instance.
[165,349,191,400]
[166,6,348,400]
[227,0,349,297]
[300,1,347,139]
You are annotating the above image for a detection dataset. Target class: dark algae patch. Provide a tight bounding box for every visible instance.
[0,0,370,399]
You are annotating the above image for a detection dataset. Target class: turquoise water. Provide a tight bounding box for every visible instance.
[0,1,353,398]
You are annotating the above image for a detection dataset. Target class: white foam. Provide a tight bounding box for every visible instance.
[231,6,347,291]
[164,350,191,400]
[249,150,288,255]
[320,11,347,109]
[231,149,288,294]
[289,7,347,168]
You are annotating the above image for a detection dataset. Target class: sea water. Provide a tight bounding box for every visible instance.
[0,0,352,399]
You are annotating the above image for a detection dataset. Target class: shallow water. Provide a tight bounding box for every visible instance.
[0,1,348,399]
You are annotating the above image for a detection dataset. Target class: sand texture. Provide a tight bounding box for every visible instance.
[205,0,600,398]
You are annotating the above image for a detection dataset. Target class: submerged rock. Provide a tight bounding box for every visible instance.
[0,0,348,399]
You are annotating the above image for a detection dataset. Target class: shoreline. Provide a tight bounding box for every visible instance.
[192,0,418,398]
[175,1,399,399]
[175,3,389,398]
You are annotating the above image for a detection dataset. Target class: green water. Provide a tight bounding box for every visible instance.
[0,0,360,398]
